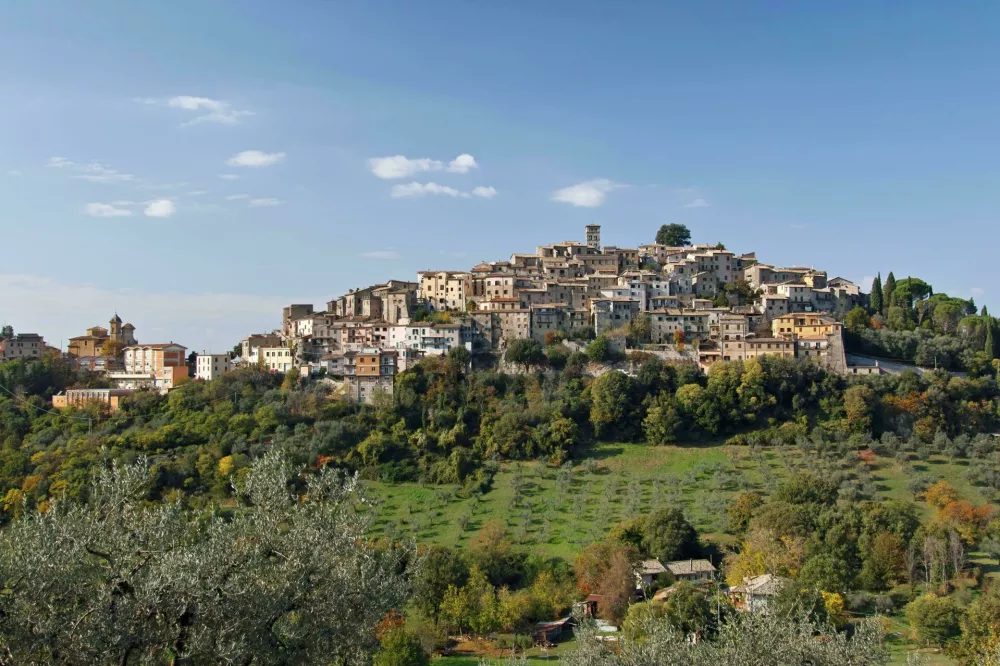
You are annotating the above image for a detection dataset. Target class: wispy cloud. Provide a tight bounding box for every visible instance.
[550,179,625,208]
[971,287,985,297]
[226,150,285,167]
[85,202,133,218]
[368,153,479,179]
[48,157,137,184]
[186,190,208,196]
[137,95,254,126]
[218,174,240,180]
[790,223,808,230]
[389,181,498,200]
[249,198,283,207]
[7,170,21,176]
[682,198,709,208]
[137,182,189,191]
[225,194,250,201]
[360,249,400,260]
[144,199,176,218]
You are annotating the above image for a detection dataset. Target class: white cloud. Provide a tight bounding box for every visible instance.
[0,273,325,354]
[369,155,442,180]
[226,150,285,167]
[249,198,283,207]
[186,190,208,196]
[447,153,478,174]
[218,174,240,180]
[971,287,985,297]
[165,95,254,126]
[368,153,478,179]
[790,223,808,230]
[682,198,709,208]
[85,202,134,218]
[144,199,176,217]
[360,249,400,260]
[225,194,250,200]
[391,181,461,198]
[550,179,624,208]
[471,186,497,199]
[47,157,74,168]
[8,170,21,176]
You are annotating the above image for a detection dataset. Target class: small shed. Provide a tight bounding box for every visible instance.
[533,617,572,644]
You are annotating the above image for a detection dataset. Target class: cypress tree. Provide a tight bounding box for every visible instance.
[882,271,896,312]
[982,305,989,318]
[986,319,996,360]
[870,274,883,315]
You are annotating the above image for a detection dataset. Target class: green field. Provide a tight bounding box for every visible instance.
[369,442,996,666]
[369,441,992,560]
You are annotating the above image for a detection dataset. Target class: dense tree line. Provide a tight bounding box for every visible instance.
[851,274,991,372]
[2,343,1000,519]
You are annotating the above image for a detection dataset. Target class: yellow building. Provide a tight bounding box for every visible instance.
[418,271,472,311]
[771,313,841,340]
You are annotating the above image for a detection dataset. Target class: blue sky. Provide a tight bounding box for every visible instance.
[2,1,998,352]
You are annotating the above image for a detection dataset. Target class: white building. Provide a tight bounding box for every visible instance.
[195,353,234,381]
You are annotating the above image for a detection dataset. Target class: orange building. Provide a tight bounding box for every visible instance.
[52,388,136,412]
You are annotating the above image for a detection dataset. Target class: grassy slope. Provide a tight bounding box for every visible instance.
[369,442,996,666]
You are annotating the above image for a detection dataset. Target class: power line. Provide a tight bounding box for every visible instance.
[0,382,94,431]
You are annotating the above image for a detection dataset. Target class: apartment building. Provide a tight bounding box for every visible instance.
[592,298,639,335]
[387,322,467,355]
[0,333,45,361]
[344,348,397,404]
[497,309,532,343]
[109,343,188,392]
[745,338,795,360]
[241,333,284,364]
[282,304,314,336]
[418,271,473,311]
[649,309,710,343]
[260,346,294,373]
[474,274,518,302]
[715,313,749,361]
[743,264,812,288]
[195,353,234,381]
[638,244,687,265]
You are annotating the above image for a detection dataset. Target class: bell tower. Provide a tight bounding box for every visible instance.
[110,313,122,342]
[586,224,601,250]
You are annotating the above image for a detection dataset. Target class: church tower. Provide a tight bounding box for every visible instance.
[110,313,122,343]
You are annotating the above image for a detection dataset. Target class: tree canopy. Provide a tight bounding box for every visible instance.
[655,224,691,246]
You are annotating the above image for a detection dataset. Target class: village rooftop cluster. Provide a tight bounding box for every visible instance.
[3,224,876,409]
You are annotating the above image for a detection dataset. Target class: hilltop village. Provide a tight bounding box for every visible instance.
[3,223,883,409]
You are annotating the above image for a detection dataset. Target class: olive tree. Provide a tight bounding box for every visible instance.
[565,611,888,666]
[0,450,411,666]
